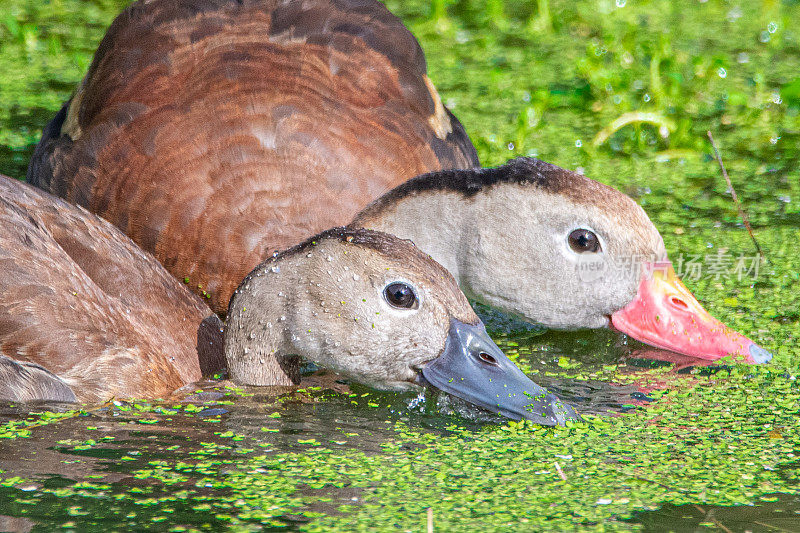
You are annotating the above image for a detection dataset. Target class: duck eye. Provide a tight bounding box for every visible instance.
[383,282,418,309]
[568,229,601,253]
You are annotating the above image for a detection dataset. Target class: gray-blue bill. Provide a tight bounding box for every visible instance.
[419,319,580,426]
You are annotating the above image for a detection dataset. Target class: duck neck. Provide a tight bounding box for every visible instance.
[224,262,301,387]
[351,191,472,294]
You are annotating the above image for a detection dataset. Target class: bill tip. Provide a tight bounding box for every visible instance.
[748,343,773,364]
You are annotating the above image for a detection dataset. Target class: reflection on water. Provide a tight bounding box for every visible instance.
[628,492,800,532]
[0,392,402,531]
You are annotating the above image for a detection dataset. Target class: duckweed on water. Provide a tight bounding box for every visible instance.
[0,369,798,530]
[1,0,799,530]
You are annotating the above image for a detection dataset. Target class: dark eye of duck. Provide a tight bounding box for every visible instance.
[568,229,601,253]
[383,282,418,309]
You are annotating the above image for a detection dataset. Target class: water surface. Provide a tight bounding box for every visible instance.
[1,0,799,530]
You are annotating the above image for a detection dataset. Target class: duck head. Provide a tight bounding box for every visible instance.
[352,158,770,364]
[225,227,578,425]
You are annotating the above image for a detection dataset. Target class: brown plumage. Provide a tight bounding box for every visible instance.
[28,0,478,314]
[0,175,223,403]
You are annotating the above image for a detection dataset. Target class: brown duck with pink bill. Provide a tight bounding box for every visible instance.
[27,0,770,364]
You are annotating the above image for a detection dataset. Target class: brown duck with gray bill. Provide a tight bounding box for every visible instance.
[225,227,578,425]
[0,177,575,425]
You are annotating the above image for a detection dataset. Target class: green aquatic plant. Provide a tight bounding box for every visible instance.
[0,366,797,530]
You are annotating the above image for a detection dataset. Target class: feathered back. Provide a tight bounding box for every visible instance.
[0,175,223,402]
[28,0,478,313]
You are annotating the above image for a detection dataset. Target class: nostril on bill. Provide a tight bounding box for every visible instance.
[670,296,689,310]
[478,352,498,365]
